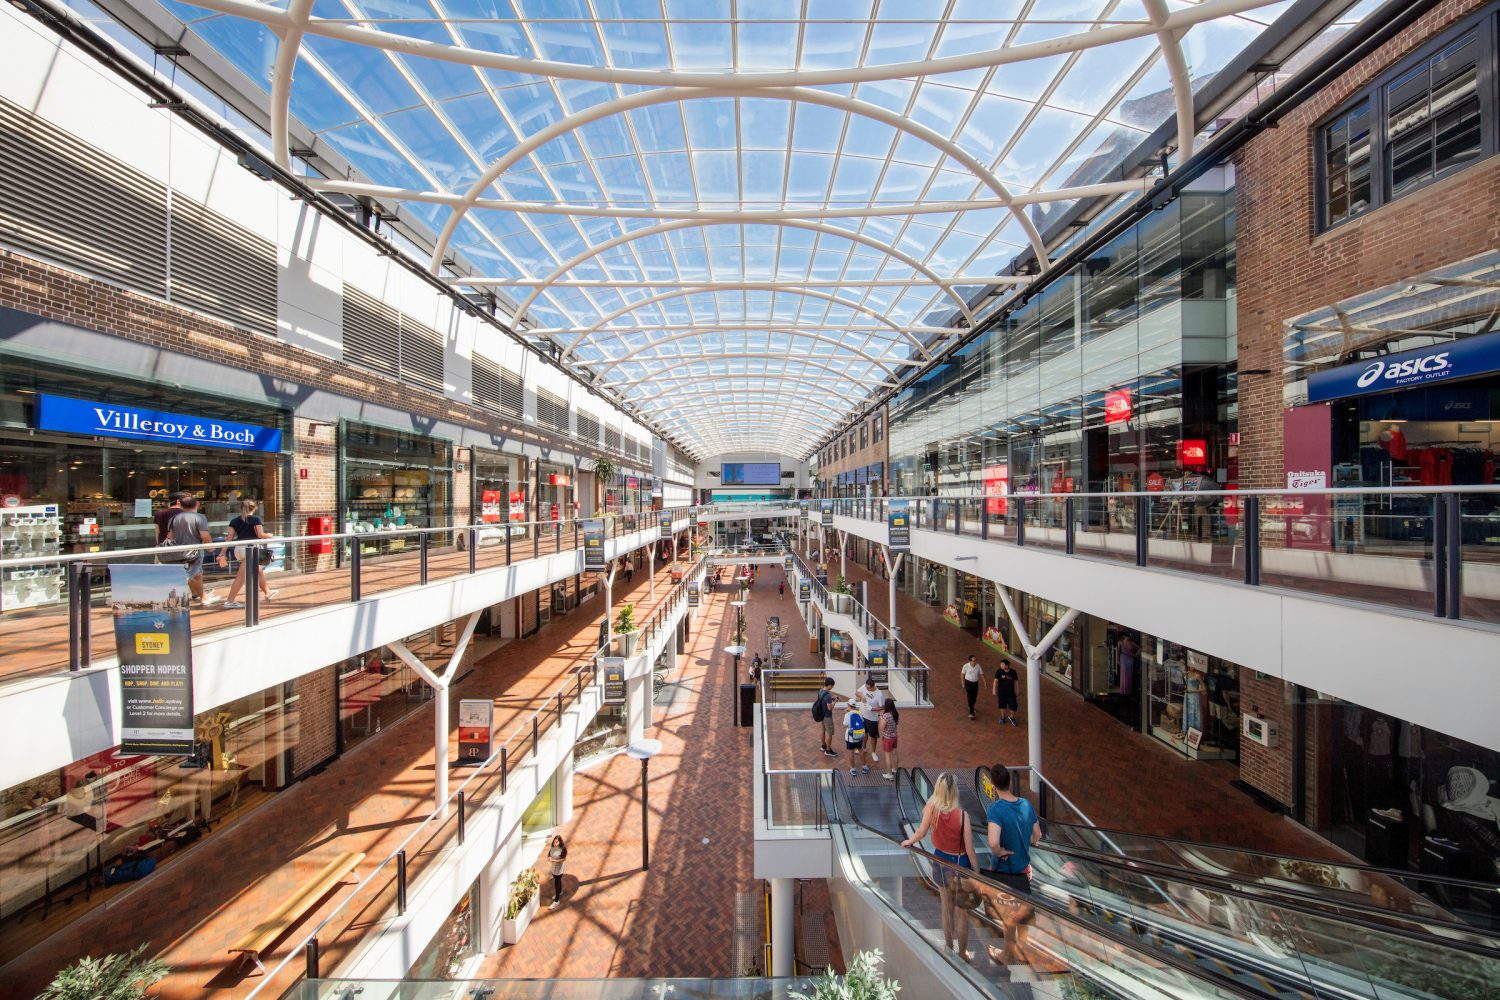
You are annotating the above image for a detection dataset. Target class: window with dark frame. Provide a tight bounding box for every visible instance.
[1317,15,1492,232]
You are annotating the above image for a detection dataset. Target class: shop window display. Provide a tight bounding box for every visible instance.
[1146,643,1239,760]
[341,422,452,551]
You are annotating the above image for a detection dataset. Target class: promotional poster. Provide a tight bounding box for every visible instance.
[456,699,494,764]
[602,657,627,705]
[887,499,910,552]
[583,519,606,572]
[820,501,833,526]
[798,579,811,603]
[659,510,673,539]
[867,638,889,686]
[110,564,196,756]
[687,581,700,607]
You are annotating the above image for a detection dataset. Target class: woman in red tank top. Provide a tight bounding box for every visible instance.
[902,772,980,959]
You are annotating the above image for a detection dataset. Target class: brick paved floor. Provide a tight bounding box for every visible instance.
[476,573,845,980]
[0,561,689,1000]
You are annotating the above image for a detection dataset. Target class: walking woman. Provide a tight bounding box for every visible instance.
[216,499,278,609]
[901,772,979,959]
[547,834,568,908]
[879,697,901,780]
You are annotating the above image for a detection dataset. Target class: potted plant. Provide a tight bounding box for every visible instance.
[39,945,169,1000]
[614,603,639,655]
[831,575,854,613]
[590,455,618,515]
[791,949,899,1000]
[501,868,542,945]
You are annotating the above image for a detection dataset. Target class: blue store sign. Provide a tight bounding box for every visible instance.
[1307,330,1500,402]
[35,393,283,453]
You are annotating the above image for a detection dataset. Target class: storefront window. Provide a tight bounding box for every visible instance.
[338,647,425,752]
[537,463,573,526]
[1025,595,1079,689]
[341,422,452,546]
[0,680,304,948]
[408,880,477,979]
[1146,642,1239,760]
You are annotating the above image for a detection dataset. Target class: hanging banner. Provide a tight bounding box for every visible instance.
[110,564,196,756]
[798,579,811,603]
[687,581,700,607]
[798,501,809,522]
[508,490,526,522]
[820,501,833,526]
[602,657,627,705]
[480,490,504,524]
[583,519,606,572]
[456,699,493,765]
[866,638,889,685]
[887,499,911,553]
[783,554,793,572]
[659,510,673,539]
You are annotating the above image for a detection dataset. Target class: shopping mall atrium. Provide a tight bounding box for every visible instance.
[0,0,1498,997]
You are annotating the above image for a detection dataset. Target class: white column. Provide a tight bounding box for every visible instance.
[627,668,649,743]
[837,530,847,578]
[433,682,450,818]
[770,877,795,977]
[648,546,656,598]
[477,846,509,953]
[554,748,576,827]
[884,549,904,630]
[1026,650,1043,776]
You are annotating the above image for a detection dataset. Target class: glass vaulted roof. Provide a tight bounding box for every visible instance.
[131,0,1361,459]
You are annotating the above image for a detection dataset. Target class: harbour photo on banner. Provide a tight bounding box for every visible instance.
[109,564,196,756]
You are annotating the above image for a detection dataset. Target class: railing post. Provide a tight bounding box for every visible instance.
[245,548,260,626]
[396,849,408,914]
[574,520,580,551]
[349,543,362,602]
[305,939,320,980]
[501,747,508,794]
[468,527,478,573]
[505,526,512,566]
[1243,496,1261,586]
[555,519,562,549]
[1446,492,1463,620]
[420,531,430,585]
[532,716,539,756]
[954,500,962,536]
[68,563,92,671]
[981,502,989,540]
[1064,498,1076,555]
[458,791,466,845]
[534,523,540,559]
[1015,497,1027,547]
[1433,495,1448,618]
[1135,496,1149,567]
[557,690,564,719]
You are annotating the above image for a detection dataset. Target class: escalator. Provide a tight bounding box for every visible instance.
[888,767,1500,998]
[964,765,1500,939]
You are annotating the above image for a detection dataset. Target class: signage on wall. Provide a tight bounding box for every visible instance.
[583,519,606,572]
[456,699,493,765]
[1145,472,1166,492]
[1104,388,1132,424]
[1282,405,1332,550]
[887,499,910,553]
[481,490,504,523]
[602,657,627,706]
[508,490,526,522]
[1307,328,1500,402]
[35,393,283,453]
[1177,439,1208,467]
[109,564,197,756]
[983,465,1009,515]
[548,473,571,487]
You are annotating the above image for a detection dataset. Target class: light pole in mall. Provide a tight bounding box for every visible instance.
[625,738,662,871]
[727,598,748,684]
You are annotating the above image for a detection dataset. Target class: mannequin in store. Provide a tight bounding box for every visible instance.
[1183,667,1205,735]
[1117,633,1139,697]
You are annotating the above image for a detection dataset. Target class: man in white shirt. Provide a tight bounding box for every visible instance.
[858,677,886,763]
[961,655,983,720]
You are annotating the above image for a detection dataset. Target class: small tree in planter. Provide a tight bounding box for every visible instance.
[502,868,542,945]
[831,575,855,612]
[615,602,639,655]
[791,949,899,1000]
[591,455,618,514]
[39,945,169,1000]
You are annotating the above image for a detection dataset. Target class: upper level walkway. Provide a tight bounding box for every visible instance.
[817,491,1500,753]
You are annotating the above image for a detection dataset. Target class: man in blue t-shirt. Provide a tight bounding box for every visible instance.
[985,764,1041,894]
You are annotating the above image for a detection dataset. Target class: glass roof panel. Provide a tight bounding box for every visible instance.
[127,0,1362,458]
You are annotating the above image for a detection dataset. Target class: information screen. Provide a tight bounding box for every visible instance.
[721,462,782,485]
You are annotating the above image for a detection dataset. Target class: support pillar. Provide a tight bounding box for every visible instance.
[648,546,656,598]
[837,530,847,579]
[387,610,482,818]
[554,747,576,827]
[627,670,650,744]
[995,587,1079,783]
[882,548,904,631]
[477,844,511,953]
[770,877,795,977]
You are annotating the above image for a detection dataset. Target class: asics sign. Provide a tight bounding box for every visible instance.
[1307,330,1500,402]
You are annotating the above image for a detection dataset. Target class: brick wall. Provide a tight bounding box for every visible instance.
[818,405,889,491]
[292,666,339,777]
[1238,671,1294,807]
[1233,0,1500,489]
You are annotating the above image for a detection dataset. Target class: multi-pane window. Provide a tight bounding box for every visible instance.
[1319,19,1491,231]
[1323,102,1372,227]
[1387,31,1481,195]
[873,413,884,442]
[860,423,869,450]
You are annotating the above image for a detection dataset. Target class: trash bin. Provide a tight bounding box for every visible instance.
[738,683,757,727]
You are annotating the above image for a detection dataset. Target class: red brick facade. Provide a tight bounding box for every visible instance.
[1232,0,1500,811]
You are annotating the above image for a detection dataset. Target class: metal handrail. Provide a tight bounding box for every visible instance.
[246,559,706,996]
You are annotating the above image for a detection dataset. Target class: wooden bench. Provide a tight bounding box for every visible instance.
[227,851,364,974]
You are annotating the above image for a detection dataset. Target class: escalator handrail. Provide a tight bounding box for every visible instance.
[1041,816,1500,893]
[828,770,1260,1000]
[957,771,1500,955]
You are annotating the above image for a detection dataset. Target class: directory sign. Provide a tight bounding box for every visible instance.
[602,657,627,706]
[110,564,196,755]
[820,501,833,526]
[457,699,493,765]
[887,499,910,553]
[583,519,606,572]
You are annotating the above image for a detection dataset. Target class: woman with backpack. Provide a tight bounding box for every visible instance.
[216,499,278,609]
[902,771,979,960]
[842,700,869,777]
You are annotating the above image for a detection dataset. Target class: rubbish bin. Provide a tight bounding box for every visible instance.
[738,683,757,727]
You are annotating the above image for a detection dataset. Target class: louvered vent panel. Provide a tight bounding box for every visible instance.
[536,389,569,432]
[473,353,501,409]
[498,369,524,417]
[401,316,445,393]
[170,196,277,335]
[342,286,400,379]
[577,413,601,444]
[0,97,168,297]
[605,428,622,452]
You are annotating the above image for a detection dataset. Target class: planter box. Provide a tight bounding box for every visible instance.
[830,593,853,614]
[502,890,540,945]
[617,631,640,656]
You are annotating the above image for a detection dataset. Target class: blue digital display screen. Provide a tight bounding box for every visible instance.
[721,462,781,485]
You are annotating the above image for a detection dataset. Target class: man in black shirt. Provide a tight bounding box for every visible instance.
[153,491,188,543]
[993,662,1020,727]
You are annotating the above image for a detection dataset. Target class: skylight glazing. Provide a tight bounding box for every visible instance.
[130,0,1359,459]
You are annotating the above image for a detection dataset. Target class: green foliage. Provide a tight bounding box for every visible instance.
[835,575,854,595]
[39,945,169,1000]
[791,949,900,1000]
[504,868,541,920]
[591,456,618,486]
[614,603,638,634]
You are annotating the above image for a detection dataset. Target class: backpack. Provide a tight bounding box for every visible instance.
[848,712,865,741]
[811,691,827,722]
[157,510,198,562]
